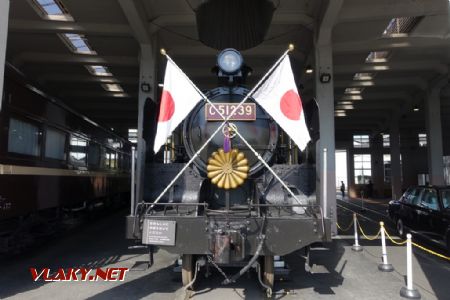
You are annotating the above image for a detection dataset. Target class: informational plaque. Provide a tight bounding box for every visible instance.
[142,219,176,246]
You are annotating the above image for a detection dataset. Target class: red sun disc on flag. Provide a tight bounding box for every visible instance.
[158,90,175,122]
[280,89,302,120]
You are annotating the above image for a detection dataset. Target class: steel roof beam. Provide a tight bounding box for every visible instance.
[12,53,138,67]
[334,36,448,53]
[339,91,411,101]
[9,19,132,37]
[335,77,428,90]
[338,0,447,23]
[148,12,315,33]
[334,61,448,75]
[39,74,138,85]
[117,0,151,44]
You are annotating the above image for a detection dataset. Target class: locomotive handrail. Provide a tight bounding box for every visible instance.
[250,203,319,207]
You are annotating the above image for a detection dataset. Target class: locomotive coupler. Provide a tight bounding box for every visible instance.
[210,225,246,264]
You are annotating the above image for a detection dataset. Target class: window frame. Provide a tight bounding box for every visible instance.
[7,116,43,158]
[382,134,390,148]
[353,134,370,148]
[440,189,450,210]
[383,154,391,184]
[44,126,68,162]
[419,188,440,211]
[68,134,88,167]
[353,154,372,184]
[403,188,422,206]
[87,142,101,168]
[418,133,427,147]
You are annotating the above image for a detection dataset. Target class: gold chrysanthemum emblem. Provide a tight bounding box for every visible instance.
[207,148,249,190]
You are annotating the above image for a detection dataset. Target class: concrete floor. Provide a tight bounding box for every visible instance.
[1,204,449,300]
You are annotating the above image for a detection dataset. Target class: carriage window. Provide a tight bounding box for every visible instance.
[88,143,100,166]
[69,136,87,165]
[110,151,118,169]
[122,154,130,171]
[117,153,123,170]
[8,118,40,156]
[45,128,66,160]
[104,151,111,169]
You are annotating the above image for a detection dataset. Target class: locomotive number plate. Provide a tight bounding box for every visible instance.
[205,103,256,121]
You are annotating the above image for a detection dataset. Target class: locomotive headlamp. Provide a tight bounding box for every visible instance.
[217,48,243,74]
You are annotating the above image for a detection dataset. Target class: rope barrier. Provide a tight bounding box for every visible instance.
[336,220,353,232]
[349,214,450,261]
[412,242,450,261]
[357,219,381,241]
[383,229,407,246]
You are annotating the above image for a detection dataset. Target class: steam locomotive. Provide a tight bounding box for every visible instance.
[126,49,330,294]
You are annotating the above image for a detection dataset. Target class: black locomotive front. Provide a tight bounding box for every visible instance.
[127,49,331,292]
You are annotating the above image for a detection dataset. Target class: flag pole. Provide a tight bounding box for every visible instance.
[149,45,295,209]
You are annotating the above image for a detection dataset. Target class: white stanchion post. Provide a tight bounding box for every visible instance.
[378,222,394,272]
[352,213,363,251]
[130,147,136,216]
[323,148,327,218]
[400,234,421,299]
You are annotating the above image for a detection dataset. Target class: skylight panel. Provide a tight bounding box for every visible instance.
[382,17,423,36]
[365,51,390,63]
[40,0,63,15]
[353,73,374,80]
[335,110,347,117]
[30,0,74,21]
[86,65,112,76]
[60,33,96,55]
[344,87,364,95]
[102,84,124,92]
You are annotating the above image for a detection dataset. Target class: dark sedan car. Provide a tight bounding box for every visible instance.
[388,186,450,252]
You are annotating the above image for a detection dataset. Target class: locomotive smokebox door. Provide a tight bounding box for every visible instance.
[142,219,176,246]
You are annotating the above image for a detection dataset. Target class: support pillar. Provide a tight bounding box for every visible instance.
[0,0,10,112]
[425,87,445,185]
[315,44,337,234]
[136,43,157,205]
[389,116,402,199]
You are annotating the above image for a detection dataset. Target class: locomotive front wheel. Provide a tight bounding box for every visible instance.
[181,254,194,288]
[263,255,274,289]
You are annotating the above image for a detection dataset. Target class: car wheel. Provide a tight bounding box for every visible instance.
[396,218,406,239]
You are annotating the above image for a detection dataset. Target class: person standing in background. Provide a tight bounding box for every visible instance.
[340,181,345,199]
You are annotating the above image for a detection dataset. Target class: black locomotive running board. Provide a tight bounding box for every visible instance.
[126,215,331,256]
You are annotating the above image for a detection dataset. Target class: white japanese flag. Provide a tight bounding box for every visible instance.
[253,55,310,150]
[153,60,203,153]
